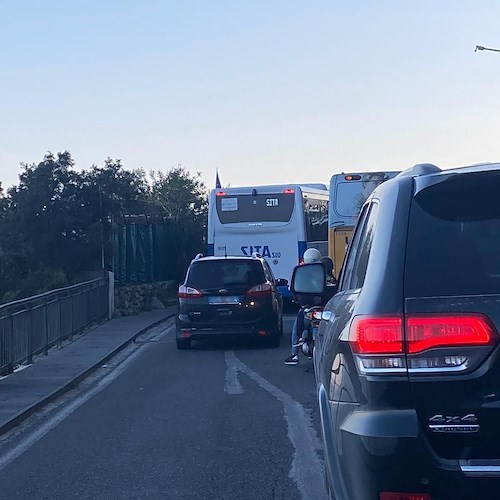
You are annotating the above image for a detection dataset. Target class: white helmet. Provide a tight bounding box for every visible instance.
[303,248,321,263]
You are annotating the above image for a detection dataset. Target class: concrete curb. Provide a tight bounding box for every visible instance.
[0,313,175,437]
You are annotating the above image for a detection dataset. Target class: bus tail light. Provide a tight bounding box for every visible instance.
[247,283,273,297]
[349,314,498,374]
[178,285,203,298]
[215,191,226,197]
[283,188,295,194]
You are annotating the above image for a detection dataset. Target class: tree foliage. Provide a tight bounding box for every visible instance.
[148,166,208,278]
[0,152,206,302]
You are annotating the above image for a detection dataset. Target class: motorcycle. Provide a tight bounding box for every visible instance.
[293,305,324,359]
[290,258,338,361]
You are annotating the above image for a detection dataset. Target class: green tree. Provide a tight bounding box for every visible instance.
[149,166,208,278]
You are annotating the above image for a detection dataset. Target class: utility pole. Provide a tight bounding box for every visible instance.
[475,45,500,53]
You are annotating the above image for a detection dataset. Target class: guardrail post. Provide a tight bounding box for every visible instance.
[44,303,49,356]
[7,315,14,374]
[27,307,34,365]
[108,271,114,319]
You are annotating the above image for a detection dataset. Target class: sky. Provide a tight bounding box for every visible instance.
[1,1,500,191]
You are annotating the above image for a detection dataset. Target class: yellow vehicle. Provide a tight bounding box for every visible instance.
[328,171,400,277]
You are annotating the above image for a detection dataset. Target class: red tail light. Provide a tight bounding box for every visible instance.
[380,493,431,500]
[349,314,498,374]
[215,191,226,197]
[283,188,295,194]
[178,285,203,298]
[350,316,404,354]
[406,314,495,354]
[247,283,272,297]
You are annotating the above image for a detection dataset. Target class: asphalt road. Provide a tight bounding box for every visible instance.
[0,315,327,500]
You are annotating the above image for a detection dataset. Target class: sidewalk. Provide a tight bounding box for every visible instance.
[0,306,177,436]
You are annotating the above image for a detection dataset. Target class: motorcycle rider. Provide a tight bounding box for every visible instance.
[284,248,322,365]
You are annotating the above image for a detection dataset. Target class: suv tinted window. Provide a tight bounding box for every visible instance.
[339,204,370,291]
[349,202,379,289]
[405,172,500,297]
[186,260,266,289]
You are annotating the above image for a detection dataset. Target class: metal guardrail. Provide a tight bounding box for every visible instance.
[0,278,109,376]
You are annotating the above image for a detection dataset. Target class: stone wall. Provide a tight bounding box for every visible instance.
[114,280,178,317]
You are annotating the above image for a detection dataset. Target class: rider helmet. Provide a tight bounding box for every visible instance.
[303,248,321,264]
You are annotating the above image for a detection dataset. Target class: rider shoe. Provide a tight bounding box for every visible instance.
[284,354,299,365]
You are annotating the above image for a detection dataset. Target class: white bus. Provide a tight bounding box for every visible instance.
[207,184,329,298]
[328,171,400,276]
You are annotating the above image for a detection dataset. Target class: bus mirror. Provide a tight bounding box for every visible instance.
[291,263,326,295]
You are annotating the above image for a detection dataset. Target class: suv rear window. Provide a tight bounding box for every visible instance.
[405,171,500,297]
[186,260,266,289]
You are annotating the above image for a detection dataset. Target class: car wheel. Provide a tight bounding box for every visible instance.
[176,338,191,349]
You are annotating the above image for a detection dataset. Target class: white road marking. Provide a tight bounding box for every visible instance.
[224,351,245,394]
[0,324,173,472]
[224,350,327,500]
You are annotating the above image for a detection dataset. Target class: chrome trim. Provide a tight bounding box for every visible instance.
[408,364,469,373]
[460,461,500,477]
[429,424,479,433]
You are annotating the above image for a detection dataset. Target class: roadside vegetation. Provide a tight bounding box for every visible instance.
[0,152,208,304]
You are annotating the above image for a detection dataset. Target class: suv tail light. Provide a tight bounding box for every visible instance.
[247,283,272,297]
[178,285,203,299]
[349,314,497,374]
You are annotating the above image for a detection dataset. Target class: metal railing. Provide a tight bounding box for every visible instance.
[0,278,109,376]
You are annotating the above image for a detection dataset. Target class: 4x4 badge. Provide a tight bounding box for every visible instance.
[428,414,479,433]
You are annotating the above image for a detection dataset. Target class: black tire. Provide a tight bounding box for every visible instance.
[176,338,191,349]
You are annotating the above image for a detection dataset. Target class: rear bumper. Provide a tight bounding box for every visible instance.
[318,385,500,500]
[176,316,279,340]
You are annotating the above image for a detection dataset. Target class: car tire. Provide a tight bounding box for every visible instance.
[176,338,191,349]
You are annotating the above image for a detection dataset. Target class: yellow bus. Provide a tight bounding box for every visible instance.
[328,171,400,277]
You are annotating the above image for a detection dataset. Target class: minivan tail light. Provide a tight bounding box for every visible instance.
[247,283,272,297]
[406,314,495,353]
[178,285,203,298]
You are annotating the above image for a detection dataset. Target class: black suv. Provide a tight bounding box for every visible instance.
[315,163,500,499]
[176,254,285,349]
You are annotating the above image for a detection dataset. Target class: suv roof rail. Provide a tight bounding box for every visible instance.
[252,252,262,258]
[397,163,441,178]
[193,253,204,260]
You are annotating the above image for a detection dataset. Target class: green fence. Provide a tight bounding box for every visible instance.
[113,223,177,283]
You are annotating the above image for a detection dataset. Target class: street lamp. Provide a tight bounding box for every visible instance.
[475,45,500,53]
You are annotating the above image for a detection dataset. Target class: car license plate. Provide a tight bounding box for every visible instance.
[208,296,240,305]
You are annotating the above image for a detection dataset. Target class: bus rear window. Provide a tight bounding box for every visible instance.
[216,194,294,223]
[335,181,384,217]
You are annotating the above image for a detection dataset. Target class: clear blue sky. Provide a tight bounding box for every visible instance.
[1,1,499,190]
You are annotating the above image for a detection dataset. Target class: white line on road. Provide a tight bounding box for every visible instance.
[0,324,173,473]
[224,351,245,394]
[224,350,327,500]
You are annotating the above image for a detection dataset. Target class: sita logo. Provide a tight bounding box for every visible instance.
[241,245,271,258]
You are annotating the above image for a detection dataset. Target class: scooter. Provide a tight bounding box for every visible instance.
[293,305,324,359]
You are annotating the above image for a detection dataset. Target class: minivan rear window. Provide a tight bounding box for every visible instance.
[186,260,266,289]
[405,171,500,297]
